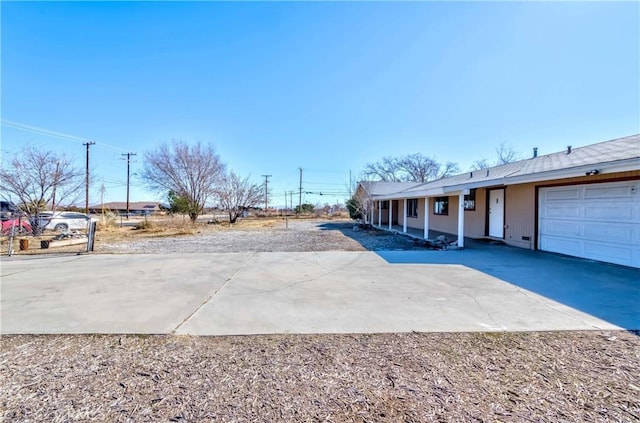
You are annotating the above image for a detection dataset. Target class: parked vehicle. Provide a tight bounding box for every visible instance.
[35,211,92,232]
[1,218,33,236]
[0,201,19,220]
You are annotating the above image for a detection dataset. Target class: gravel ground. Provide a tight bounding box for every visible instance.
[3,218,639,422]
[2,332,639,422]
[96,220,429,254]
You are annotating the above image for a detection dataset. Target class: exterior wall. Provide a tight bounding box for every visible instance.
[373,170,640,249]
[429,195,460,234]
[504,184,536,249]
[401,197,426,230]
[464,188,487,238]
[406,197,426,230]
[380,204,389,224]
[503,171,640,250]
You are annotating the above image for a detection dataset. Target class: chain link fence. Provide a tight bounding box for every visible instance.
[1,217,96,256]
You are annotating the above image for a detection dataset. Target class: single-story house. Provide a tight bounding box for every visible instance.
[89,201,166,216]
[355,134,640,268]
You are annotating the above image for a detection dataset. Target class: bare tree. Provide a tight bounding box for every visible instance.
[362,156,402,182]
[495,142,521,165]
[363,153,459,183]
[469,158,491,171]
[215,171,263,224]
[0,146,84,234]
[470,143,522,170]
[141,140,225,222]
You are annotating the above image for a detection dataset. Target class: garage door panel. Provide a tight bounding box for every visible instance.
[541,237,581,254]
[583,223,637,243]
[544,205,581,218]
[539,181,639,268]
[542,221,581,237]
[584,205,633,220]
[584,186,631,199]
[546,188,580,200]
[583,242,633,263]
[541,236,581,255]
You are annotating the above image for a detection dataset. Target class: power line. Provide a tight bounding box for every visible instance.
[2,119,127,153]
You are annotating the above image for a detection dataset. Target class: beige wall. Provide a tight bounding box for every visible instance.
[464,188,487,238]
[504,184,536,249]
[403,197,426,229]
[373,170,640,250]
[407,171,640,249]
[428,195,459,234]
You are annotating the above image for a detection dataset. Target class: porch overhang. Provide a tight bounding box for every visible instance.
[369,157,639,202]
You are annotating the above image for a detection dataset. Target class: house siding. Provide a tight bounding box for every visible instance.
[504,185,536,249]
[464,188,487,238]
[366,169,639,248]
[429,195,460,234]
[503,170,640,250]
[402,198,426,229]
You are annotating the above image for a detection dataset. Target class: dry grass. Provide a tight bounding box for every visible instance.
[2,331,638,422]
[93,215,316,245]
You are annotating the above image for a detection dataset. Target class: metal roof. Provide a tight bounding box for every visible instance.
[367,134,640,199]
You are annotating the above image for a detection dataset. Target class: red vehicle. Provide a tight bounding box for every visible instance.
[1,218,33,236]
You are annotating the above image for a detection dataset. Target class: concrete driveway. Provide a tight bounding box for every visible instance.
[2,249,635,335]
[378,239,640,330]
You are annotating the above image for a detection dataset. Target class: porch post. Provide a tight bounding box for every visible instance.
[423,197,429,239]
[403,198,407,233]
[369,201,374,225]
[457,192,466,248]
[378,201,382,226]
[388,200,393,230]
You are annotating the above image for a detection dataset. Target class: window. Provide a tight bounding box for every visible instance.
[434,197,448,215]
[407,199,418,218]
[464,189,476,211]
[381,201,389,210]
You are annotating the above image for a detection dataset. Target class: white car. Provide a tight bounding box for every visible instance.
[36,211,93,232]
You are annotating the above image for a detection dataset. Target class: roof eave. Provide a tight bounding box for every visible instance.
[369,158,639,199]
[496,158,640,186]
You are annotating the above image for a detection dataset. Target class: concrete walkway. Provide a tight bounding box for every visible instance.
[1,251,630,335]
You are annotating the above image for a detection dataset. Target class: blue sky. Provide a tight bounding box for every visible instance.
[2,1,638,208]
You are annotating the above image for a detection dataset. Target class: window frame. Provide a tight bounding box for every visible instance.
[464,189,477,211]
[433,197,449,215]
[381,201,389,210]
[407,198,418,218]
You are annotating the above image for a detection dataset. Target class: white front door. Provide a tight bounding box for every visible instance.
[488,189,504,238]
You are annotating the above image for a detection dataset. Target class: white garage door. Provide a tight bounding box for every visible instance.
[539,180,640,268]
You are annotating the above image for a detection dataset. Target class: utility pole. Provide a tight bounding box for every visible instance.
[83,141,95,214]
[262,174,272,213]
[122,152,137,219]
[298,167,303,214]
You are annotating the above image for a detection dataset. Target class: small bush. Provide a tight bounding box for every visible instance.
[134,219,155,230]
[96,212,119,231]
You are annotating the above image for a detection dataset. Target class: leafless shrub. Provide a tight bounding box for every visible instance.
[214,171,262,224]
[141,141,225,222]
[0,146,83,234]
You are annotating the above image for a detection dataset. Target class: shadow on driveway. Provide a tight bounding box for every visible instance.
[321,222,640,330]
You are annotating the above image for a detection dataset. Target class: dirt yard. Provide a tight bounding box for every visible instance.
[2,216,639,421]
